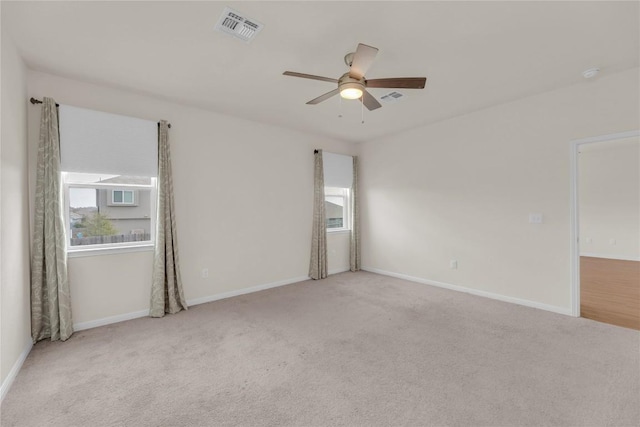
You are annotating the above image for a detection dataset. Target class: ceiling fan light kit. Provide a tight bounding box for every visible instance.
[339,75,365,99]
[340,86,363,100]
[283,43,427,114]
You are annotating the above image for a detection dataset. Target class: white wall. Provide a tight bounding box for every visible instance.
[359,68,639,312]
[1,30,31,392]
[579,137,639,260]
[27,70,355,326]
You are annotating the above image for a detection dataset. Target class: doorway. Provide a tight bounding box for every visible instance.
[570,131,640,330]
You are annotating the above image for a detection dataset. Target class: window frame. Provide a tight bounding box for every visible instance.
[324,186,351,233]
[62,173,157,256]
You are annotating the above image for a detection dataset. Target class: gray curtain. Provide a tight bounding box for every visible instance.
[31,97,73,342]
[150,120,187,317]
[350,156,361,272]
[309,150,328,279]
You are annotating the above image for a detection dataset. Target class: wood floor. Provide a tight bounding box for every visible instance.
[581,256,640,330]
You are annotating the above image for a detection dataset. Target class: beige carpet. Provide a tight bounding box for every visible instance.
[2,271,639,426]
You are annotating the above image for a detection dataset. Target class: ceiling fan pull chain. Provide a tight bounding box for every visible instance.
[338,96,343,118]
[361,96,365,124]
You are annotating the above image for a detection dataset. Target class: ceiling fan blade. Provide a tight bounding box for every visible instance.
[306,88,340,105]
[349,43,379,79]
[283,71,338,83]
[365,77,427,89]
[361,90,382,111]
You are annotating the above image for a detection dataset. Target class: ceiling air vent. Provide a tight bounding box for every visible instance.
[214,7,264,43]
[380,91,404,103]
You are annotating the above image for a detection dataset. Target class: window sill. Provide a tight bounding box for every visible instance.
[327,229,351,234]
[67,243,154,258]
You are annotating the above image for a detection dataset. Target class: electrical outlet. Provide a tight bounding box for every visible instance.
[529,213,543,224]
[450,260,458,270]
[201,268,209,278]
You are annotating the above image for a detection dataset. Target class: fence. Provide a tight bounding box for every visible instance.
[70,233,151,246]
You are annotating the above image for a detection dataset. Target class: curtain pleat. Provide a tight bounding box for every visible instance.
[150,121,187,317]
[350,156,361,272]
[309,150,328,280]
[31,97,73,342]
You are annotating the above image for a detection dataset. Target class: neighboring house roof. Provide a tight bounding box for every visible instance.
[325,201,343,218]
[98,175,151,185]
[70,212,83,221]
[72,207,97,216]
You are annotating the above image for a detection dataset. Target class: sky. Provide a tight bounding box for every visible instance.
[69,188,97,208]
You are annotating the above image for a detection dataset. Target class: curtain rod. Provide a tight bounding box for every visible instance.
[30,97,59,107]
[29,97,171,128]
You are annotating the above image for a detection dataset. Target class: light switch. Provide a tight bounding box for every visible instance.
[529,213,543,224]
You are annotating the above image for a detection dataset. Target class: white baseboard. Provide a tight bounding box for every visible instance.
[73,270,351,332]
[187,269,349,307]
[362,267,573,316]
[187,275,311,306]
[73,274,313,332]
[580,253,640,262]
[1,337,33,403]
[74,309,149,331]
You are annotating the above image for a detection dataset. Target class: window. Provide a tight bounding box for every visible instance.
[322,152,354,232]
[64,173,156,251]
[325,187,350,231]
[58,104,158,253]
[111,190,135,205]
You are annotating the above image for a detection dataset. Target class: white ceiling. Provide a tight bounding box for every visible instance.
[4,1,639,143]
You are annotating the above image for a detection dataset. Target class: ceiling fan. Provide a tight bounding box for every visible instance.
[283,43,427,111]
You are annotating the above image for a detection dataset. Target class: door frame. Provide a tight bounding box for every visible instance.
[569,130,640,317]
